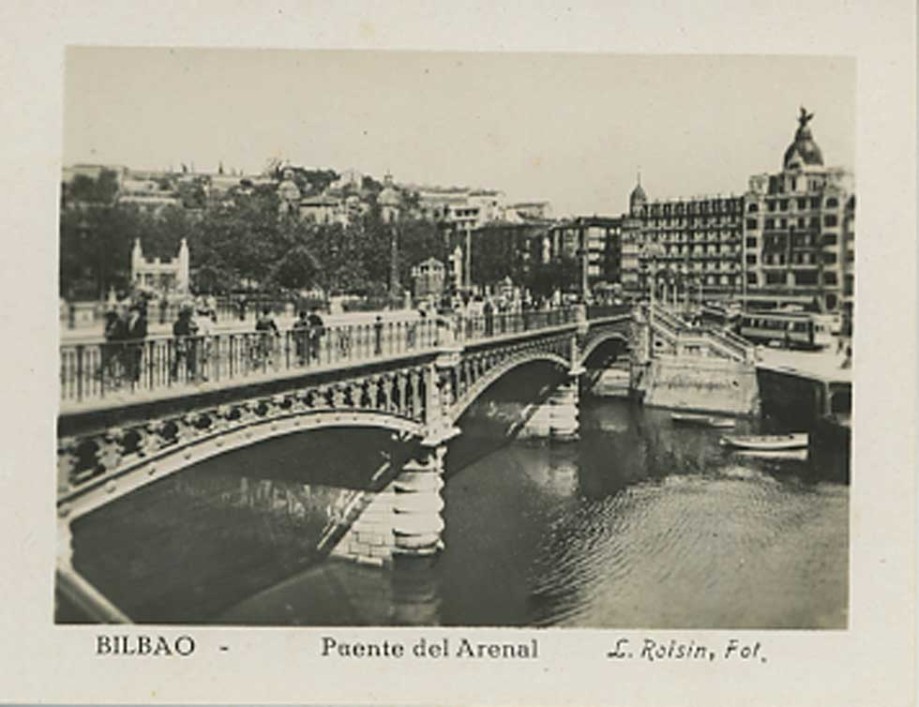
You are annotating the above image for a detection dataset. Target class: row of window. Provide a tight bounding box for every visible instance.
[752,251,843,267]
[645,274,739,286]
[749,215,839,230]
[766,175,829,195]
[761,233,820,249]
[748,195,840,213]
[640,199,742,216]
[759,252,821,266]
[748,233,840,248]
[652,246,740,256]
[757,272,820,286]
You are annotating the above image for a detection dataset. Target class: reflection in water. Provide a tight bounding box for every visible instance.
[73,398,849,628]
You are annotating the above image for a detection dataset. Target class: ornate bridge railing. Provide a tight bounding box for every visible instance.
[56,306,632,510]
[59,308,579,408]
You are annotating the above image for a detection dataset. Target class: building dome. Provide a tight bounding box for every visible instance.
[378,172,401,207]
[783,107,824,169]
[629,177,647,213]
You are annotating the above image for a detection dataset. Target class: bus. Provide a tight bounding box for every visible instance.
[738,311,834,350]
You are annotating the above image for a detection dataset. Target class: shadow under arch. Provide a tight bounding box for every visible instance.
[61,409,425,523]
[448,352,572,424]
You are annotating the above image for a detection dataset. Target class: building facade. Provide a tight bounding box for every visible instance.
[546,217,622,294]
[623,179,745,303]
[130,238,190,297]
[411,258,446,300]
[620,109,853,317]
[743,108,854,316]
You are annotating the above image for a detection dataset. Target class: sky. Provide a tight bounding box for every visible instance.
[63,48,854,217]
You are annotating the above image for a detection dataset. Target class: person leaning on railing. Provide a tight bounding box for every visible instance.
[171,304,198,382]
[123,301,148,385]
[100,308,125,385]
[306,307,326,363]
[255,307,280,367]
[194,304,214,381]
[292,310,310,365]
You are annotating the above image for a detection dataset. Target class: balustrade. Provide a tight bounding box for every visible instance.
[59,307,580,405]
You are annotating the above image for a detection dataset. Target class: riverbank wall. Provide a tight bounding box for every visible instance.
[635,355,759,415]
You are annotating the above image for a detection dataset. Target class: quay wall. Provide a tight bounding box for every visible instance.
[639,355,759,415]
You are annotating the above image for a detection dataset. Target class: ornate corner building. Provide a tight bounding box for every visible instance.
[621,109,854,322]
[743,108,855,318]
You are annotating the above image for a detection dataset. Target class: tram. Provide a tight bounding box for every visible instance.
[738,310,834,350]
[699,303,741,330]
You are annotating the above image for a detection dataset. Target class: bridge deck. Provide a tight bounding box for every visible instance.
[59,308,638,416]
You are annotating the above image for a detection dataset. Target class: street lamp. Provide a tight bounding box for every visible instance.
[641,241,665,356]
[389,223,399,302]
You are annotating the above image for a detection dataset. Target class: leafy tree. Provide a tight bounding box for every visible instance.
[398,218,446,286]
[270,245,319,292]
[66,169,120,205]
[176,179,207,209]
[526,255,580,298]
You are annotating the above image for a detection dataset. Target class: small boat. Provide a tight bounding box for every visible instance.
[719,433,808,450]
[733,448,809,461]
[671,413,736,429]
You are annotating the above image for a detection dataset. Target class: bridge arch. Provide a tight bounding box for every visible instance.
[449,351,571,422]
[59,409,425,523]
[580,331,631,368]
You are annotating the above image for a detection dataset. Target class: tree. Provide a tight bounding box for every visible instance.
[526,255,580,298]
[397,218,446,286]
[271,245,321,292]
[67,169,120,205]
[471,223,546,288]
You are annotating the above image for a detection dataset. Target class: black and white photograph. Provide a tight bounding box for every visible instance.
[0,2,913,703]
[56,48,855,629]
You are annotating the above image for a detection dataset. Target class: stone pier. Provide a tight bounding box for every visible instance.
[392,445,446,557]
[331,443,448,567]
[330,485,397,567]
[519,377,580,441]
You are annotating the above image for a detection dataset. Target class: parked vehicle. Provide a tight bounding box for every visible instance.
[738,311,833,350]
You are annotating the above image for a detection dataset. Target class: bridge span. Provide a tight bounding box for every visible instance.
[57,305,634,621]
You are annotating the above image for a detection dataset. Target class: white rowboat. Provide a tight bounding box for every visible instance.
[719,433,808,450]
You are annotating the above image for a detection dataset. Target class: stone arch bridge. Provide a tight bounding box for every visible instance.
[56,305,633,621]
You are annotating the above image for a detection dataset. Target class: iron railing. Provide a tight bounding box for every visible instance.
[59,308,578,404]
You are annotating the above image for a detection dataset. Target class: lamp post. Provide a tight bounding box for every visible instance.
[642,241,665,357]
[389,219,400,307]
[465,224,472,292]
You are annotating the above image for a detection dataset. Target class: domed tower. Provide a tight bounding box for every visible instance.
[629,173,647,215]
[277,168,301,216]
[379,173,402,224]
[783,107,824,171]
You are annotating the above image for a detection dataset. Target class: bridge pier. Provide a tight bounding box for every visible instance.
[392,444,446,557]
[330,436,453,567]
[518,374,581,442]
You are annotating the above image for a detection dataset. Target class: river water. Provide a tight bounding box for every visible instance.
[68,394,847,627]
[211,398,848,629]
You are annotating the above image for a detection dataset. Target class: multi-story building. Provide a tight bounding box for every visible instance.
[469,221,549,290]
[506,201,552,221]
[623,179,745,303]
[415,187,506,230]
[743,109,854,317]
[130,238,190,297]
[546,217,622,293]
[621,110,854,317]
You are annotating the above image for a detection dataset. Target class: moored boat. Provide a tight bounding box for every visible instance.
[671,413,736,429]
[719,433,808,450]
[733,448,809,461]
